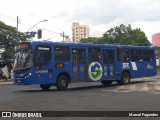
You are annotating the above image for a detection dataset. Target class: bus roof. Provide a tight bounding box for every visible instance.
[24,41,154,49]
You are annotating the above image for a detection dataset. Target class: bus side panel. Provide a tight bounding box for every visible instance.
[14,66,59,85]
[129,61,156,78]
[130,62,144,78]
[116,61,157,81]
[136,61,157,77]
[53,62,73,83]
[14,67,45,85]
[101,63,116,80]
[116,62,144,80]
[87,62,104,82]
[116,62,131,80]
[17,64,73,85]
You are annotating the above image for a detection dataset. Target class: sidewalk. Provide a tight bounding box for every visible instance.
[0,79,13,85]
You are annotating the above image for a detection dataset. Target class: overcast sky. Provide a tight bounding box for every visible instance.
[1,0,160,42]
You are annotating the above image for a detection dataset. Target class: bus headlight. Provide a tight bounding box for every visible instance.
[26,73,32,78]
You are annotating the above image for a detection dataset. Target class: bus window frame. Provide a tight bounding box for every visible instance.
[54,45,70,62]
[34,45,52,69]
[130,48,143,62]
[88,47,101,62]
[143,48,154,61]
[117,48,130,62]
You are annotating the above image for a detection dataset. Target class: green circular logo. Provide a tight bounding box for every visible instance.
[88,62,103,81]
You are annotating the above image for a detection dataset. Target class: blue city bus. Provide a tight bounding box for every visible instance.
[13,41,157,91]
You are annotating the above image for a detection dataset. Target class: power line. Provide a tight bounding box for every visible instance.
[0,13,16,21]
[42,28,60,35]
[0,13,42,31]
[0,13,71,40]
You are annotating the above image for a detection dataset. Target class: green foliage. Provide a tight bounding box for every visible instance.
[80,24,151,46]
[0,21,27,59]
[80,37,98,44]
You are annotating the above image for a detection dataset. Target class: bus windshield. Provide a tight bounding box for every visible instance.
[14,43,33,72]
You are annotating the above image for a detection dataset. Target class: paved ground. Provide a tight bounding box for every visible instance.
[0,78,13,85]
[0,68,160,120]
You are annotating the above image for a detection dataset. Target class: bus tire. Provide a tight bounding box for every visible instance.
[56,75,69,91]
[40,84,51,91]
[101,81,112,86]
[118,72,130,85]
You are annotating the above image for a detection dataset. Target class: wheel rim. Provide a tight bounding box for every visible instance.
[123,74,129,83]
[61,79,67,87]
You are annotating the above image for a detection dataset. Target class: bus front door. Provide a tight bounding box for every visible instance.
[72,48,86,81]
[102,49,116,80]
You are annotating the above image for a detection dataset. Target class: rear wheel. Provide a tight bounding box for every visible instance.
[118,72,130,85]
[101,81,112,86]
[40,84,51,91]
[56,75,69,91]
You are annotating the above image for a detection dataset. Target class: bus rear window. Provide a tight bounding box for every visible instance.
[54,46,70,61]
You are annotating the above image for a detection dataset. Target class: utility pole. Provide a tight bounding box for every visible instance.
[60,31,65,42]
[16,16,19,42]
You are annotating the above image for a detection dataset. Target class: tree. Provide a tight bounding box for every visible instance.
[103,24,151,46]
[80,24,151,46]
[0,21,27,59]
[80,37,98,44]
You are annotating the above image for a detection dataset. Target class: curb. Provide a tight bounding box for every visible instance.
[0,79,13,85]
[0,82,13,85]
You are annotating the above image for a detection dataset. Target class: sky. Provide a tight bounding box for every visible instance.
[1,0,160,42]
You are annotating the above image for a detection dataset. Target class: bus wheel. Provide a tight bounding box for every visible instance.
[101,81,112,86]
[57,76,69,91]
[40,84,51,91]
[118,72,130,85]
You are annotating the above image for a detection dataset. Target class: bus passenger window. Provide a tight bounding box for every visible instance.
[72,49,85,64]
[88,48,101,62]
[117,48,130,62]
[103,50,115,64]
[108,50,114,64]
[131,49,142,62]
[103,50,109,64]
[72,49,78,64]
[54,46,70,62]
[35,46,52,69]
[79,50,85,64]
[143,49,154,61]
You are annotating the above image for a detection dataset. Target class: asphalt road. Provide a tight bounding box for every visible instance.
[0,69,160,120]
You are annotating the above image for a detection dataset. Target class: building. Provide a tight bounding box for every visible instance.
[152,33,160,67]
[90,31,102,38]
[152,33,160,47]
[65,36,71,42]
[72,22,90,42]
